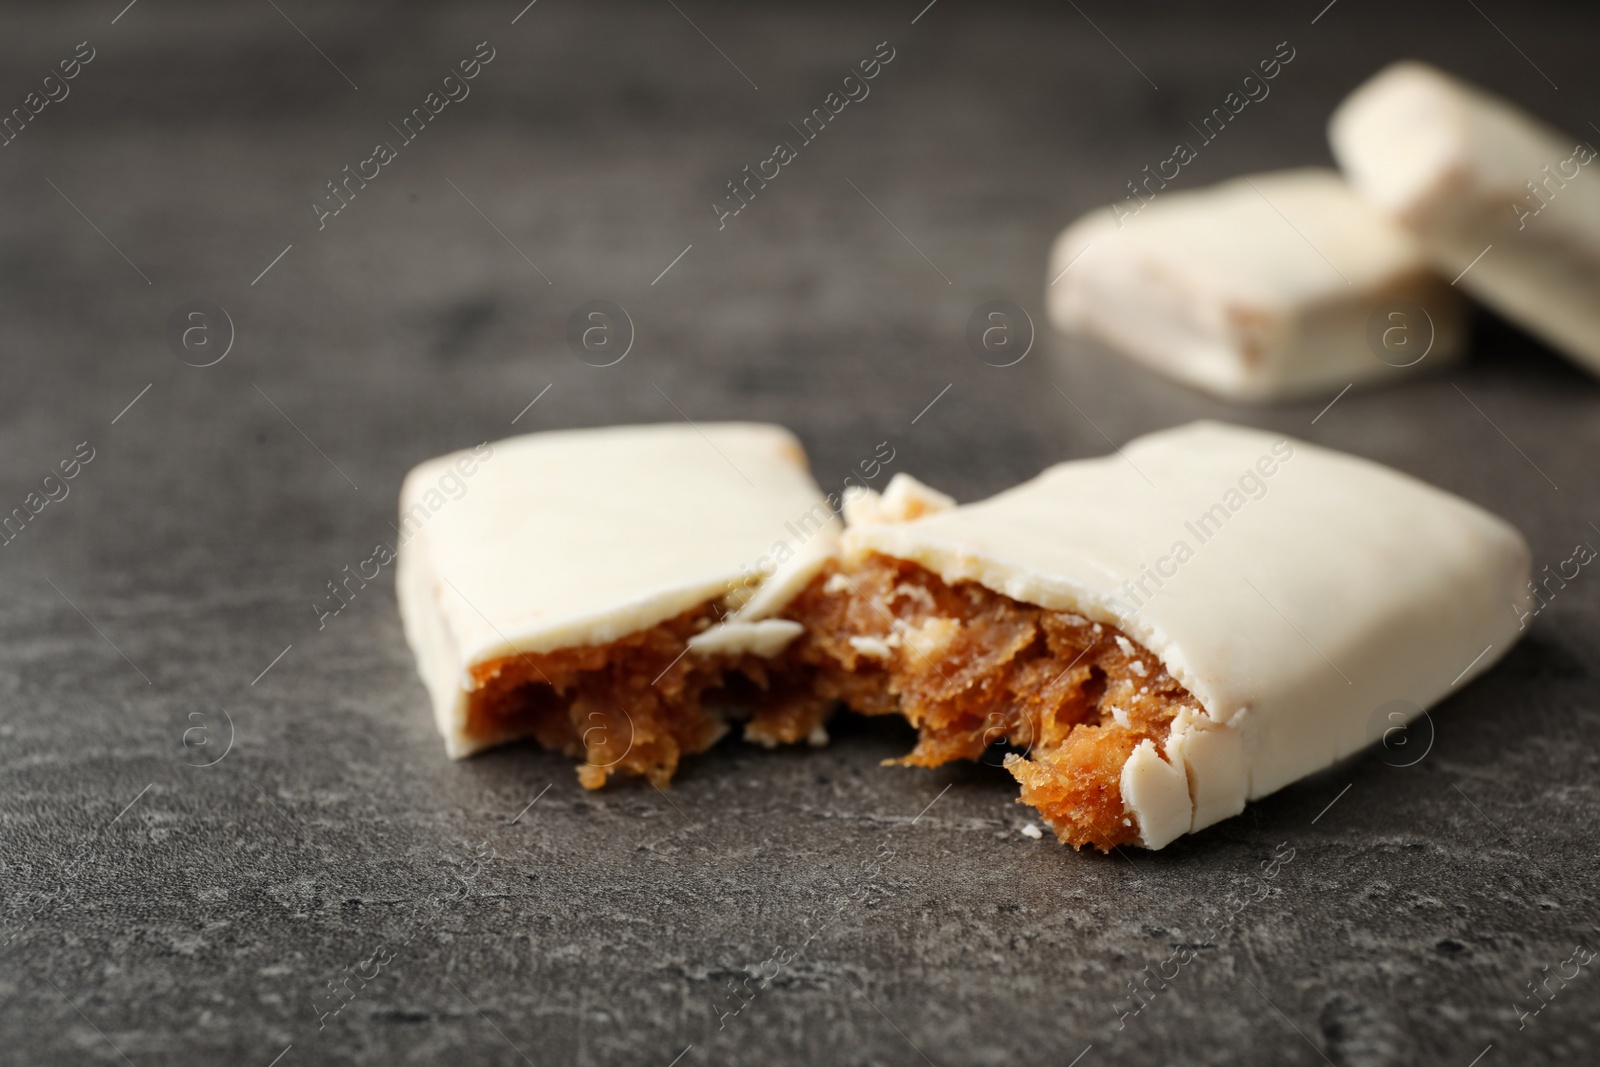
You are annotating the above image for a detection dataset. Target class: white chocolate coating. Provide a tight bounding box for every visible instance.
[1046,169,1466,402]
[1331,62,1600,374]
[397,423,839,757]
[844,421,1530,847]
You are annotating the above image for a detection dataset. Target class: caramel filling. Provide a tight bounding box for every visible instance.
[779,554,1201,850]
[465,603,831,789]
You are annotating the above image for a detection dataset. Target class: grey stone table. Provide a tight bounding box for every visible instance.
[2,1,1597,1064]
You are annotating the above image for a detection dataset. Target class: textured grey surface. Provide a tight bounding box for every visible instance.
[2,1,1599,1064]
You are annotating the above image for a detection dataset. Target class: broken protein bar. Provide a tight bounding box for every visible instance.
[397,421,1530,852]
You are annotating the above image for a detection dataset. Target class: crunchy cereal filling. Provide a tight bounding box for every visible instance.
[780,554,1201,850]
[465,554,1200,850]
[466,603,830,789]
